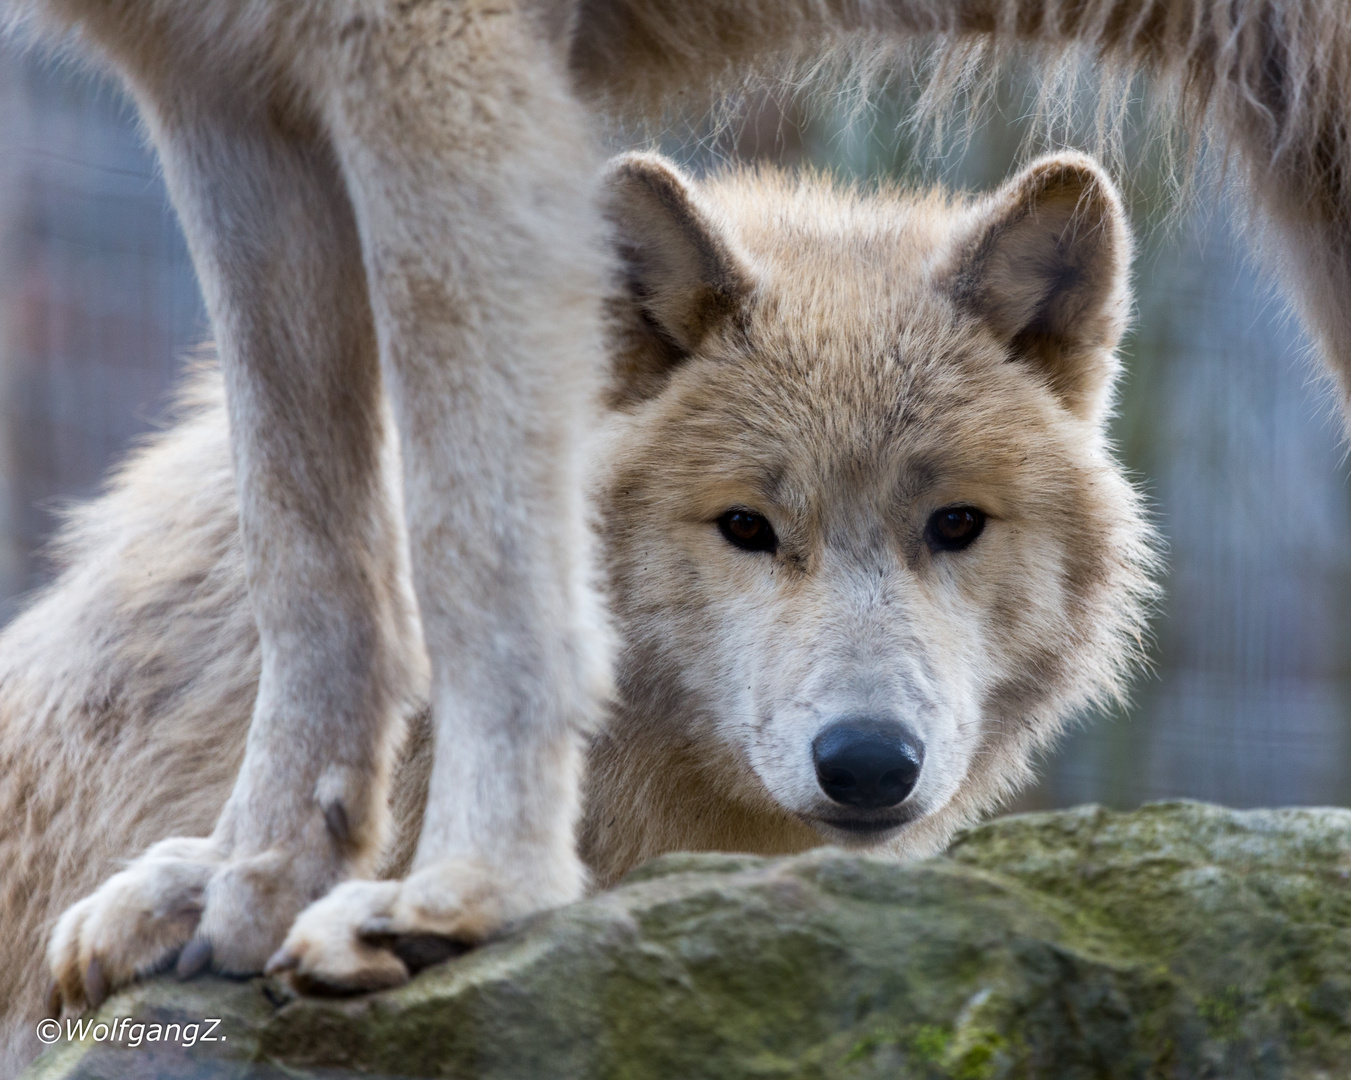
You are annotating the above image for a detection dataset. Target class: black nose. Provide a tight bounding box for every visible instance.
[812,720,924,809]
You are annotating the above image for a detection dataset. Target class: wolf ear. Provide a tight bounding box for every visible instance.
[946,153,1131,422]
[602,152,753,402]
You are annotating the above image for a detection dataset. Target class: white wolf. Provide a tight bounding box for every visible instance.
[0,151,1153,1074]
[1,0,1343,1016]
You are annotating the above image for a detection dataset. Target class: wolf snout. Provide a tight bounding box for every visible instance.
[811,720,924,809]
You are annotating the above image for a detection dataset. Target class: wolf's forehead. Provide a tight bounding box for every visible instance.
[742,236,969,349]
[743,282,975,371]
[682,338,1048,490]
[729,250,997,406]
[710,176,958,298]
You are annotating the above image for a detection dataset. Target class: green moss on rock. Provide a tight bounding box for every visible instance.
[23,802,1351,1079]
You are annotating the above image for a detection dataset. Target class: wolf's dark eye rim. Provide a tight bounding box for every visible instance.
[717,508,779,553]
[925,505,987,552]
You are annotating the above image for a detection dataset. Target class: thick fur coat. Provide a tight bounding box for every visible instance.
[0,0,1345,1053]
[0,154,1153,1074]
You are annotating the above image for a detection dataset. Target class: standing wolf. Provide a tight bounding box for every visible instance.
[3,0,1348,1013]
[0,151,1152,1074]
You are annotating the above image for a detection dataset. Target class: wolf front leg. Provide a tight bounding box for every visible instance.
[265,5,613,991]
[47,71,419,1007]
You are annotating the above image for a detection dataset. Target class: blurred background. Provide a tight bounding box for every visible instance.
[2,46,1350,811]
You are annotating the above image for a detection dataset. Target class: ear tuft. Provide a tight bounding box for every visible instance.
[947,152,1131,421]
[603,152,753,355]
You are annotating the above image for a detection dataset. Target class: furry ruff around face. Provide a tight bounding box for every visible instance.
[580,152,1157,880]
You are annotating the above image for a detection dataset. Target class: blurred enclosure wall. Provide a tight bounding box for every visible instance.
[0,50,205,623]
[2,48,1350,810]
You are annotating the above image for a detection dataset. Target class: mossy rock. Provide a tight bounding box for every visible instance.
[23,801,1351,1079]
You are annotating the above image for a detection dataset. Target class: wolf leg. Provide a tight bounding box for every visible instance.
[265,4,612,991]
[47,67,417,1007]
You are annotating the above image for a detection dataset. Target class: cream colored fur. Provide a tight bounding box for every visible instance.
[0,154,1154,1075]
[0,0,1343,1058]
[6,0,613,1017]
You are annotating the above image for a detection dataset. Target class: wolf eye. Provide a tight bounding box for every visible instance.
[717,509,778,554]
[926,506,986,552]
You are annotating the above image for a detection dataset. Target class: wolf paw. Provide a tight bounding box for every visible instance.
[48,837,341,1013]
[264,859,556,994]
[47,837,217,1013]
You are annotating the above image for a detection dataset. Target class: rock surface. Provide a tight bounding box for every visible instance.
[22,801,1351,1079]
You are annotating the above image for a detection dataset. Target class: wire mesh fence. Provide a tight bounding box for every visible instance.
[0,49,206,623]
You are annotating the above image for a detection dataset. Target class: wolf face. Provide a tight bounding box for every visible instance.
[584,153,1155,877]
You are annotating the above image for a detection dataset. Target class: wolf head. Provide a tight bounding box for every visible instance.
[585,151,1155,877]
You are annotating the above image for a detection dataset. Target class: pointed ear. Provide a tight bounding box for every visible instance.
[602,153,753,401]
[946,152,1131,422]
